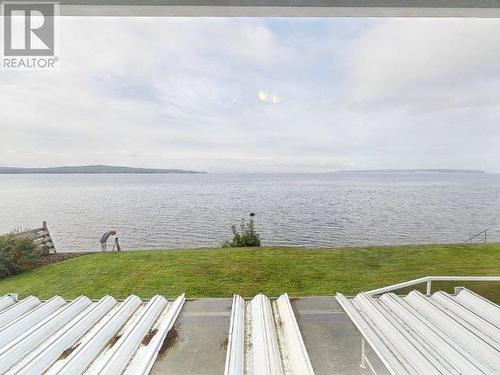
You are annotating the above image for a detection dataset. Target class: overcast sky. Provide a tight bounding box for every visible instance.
[2,17,500,173]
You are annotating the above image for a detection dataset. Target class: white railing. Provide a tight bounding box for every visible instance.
[366,275,500,296]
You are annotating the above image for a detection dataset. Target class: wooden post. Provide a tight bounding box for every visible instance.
[42,221,48,231]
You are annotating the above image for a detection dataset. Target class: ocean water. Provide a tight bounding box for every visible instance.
[0,173,499,252]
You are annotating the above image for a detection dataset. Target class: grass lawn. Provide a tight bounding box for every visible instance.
[0,243,499,301]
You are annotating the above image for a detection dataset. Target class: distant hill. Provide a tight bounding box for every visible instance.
[0,165,205,174]
[335,169,485,174]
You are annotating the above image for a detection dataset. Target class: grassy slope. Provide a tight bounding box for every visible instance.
[0,243,499,301]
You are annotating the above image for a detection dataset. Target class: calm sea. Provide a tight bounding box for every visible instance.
[0,173,499,252]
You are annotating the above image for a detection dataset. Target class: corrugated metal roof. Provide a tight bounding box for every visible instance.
[0,292,314,375]
[224,293,314,375]
[3,287,498,375]
[336,288,500,375]
[0,293,185,374]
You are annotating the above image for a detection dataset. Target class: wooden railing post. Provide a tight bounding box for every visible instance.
[13,221,56,254]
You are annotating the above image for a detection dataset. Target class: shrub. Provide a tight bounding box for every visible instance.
[223,217,261,247]
[0,235,39,278]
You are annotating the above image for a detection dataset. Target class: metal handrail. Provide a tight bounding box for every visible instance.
[464,228,489,243]
[366,275,500,296]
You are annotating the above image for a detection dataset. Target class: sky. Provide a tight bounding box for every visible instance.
[2,17,500,173]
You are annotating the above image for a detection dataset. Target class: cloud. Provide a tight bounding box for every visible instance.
[345,19,500,109]
[2,17,500,172]
[0,18,296,168]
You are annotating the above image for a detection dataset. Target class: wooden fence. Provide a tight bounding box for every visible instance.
[14,221,56,255]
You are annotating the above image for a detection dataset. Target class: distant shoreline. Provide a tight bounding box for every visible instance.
[0,165,205,174]
[0,166,488,175]
[335,169,485,175]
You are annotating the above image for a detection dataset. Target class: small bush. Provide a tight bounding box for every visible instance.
[0,235,39,278]
[223,217,261,248]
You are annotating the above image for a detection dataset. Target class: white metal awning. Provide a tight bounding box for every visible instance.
[2,280,499,374]
[336,288,500,375]
[224,293,314,375]
[0,292,314,374]
[0,293,185,374]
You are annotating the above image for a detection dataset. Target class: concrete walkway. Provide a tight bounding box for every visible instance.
[152,296,388,374]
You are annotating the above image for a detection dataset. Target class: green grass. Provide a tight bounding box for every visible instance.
[0,243,499,301]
